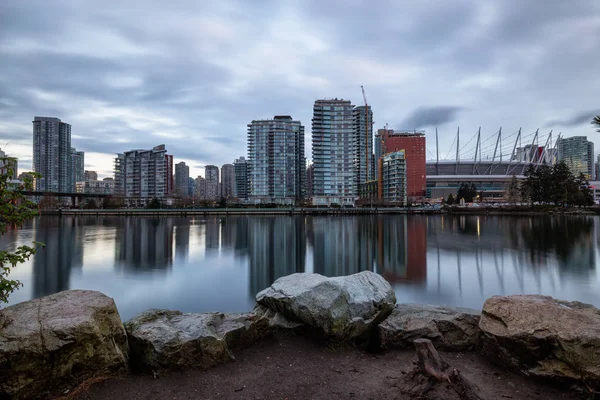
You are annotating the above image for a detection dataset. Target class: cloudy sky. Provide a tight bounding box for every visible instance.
[1,0,599,178]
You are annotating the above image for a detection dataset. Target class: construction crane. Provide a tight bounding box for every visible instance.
[361,85,370,180]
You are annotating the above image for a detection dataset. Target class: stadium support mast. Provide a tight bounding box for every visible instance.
[528,129,539,163]
[539,130,552,165]
[455,127,460,174]
[510,128,522,162]
[492,127,501,162]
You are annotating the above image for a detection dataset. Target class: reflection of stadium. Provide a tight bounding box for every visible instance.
[33,217,83,297]
[114,217,174,270]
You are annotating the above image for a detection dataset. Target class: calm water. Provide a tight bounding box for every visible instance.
[2,215,599,320]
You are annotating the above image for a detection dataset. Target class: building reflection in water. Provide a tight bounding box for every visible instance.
[174,219,191,261]
[310,216,427,284]
[248,217,306,296]
[114,217,174,270]
[33,216,84,298]
[204,217,221,255]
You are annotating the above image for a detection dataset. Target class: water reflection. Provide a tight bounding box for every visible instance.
[33,217,84,297]
[1,215,598,319]
[114,218,174,271]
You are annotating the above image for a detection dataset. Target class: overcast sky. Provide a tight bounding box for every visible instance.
[1,0,599,178]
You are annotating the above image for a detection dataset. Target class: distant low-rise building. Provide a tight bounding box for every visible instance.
[84,170,98,181]
[76,177,115,195]
[0,149,18,179]
[358,180,378,202]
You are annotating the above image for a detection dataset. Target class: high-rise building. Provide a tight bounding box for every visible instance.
[374,131,383,178]
[32,116,72,192]
[234,157,249,199]
[557,136,595,179]
[84,170,98,182]
[195,176,206,199]
[377,129,426,200]
[71,148,84,190]
[174,161,190,196]
[306,163,314,198]
[0,149,18,179]
[353,105,374,187]
[596,154,600,181]
[221,163,236,198]
[204,165,219,199]
[379,150,407,204]
[311,99,355,204]
[247,115,306,204]
[113,144,173,206]
[187,177,195,197]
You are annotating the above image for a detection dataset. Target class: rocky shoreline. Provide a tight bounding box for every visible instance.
[1,271,599,399]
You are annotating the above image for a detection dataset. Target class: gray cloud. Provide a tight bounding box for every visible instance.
[546,110,600,128]
[1,0,599,176]
[401,106,463,129]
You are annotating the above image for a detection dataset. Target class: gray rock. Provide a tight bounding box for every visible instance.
[0,290,128,400]
[379,304,480,351]
[256,271,396,340]
[253,305,304,331]
[480,295,600,386]
[125,310,268,372]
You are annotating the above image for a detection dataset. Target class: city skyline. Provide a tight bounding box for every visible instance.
[1,1,599,179]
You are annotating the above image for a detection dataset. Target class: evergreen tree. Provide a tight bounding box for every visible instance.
[507,175,520,204]
[446,193,455,205]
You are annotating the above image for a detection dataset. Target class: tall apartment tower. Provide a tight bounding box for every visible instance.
[32,116,72,192]
[374,131,383,178]
[247,115,306,204]
[174,161,190,196]
[234,157,249,199]
[71,148,84,190]
[306,163,314,198]
[114,144,173,206]
[221,163,236,198]
[557,136,595,179]
[204,165,220,199]
[195,176,206,199]
[311,99,355,203]
[353,105,374,186]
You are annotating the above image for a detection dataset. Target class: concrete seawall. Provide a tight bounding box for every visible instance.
[43,207,443,216]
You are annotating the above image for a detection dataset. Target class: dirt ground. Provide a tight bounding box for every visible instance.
[74,335,586,400]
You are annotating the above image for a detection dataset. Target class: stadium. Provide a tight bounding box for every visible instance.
[426,128,558,200]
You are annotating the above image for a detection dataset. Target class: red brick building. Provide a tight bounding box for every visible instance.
[378,129,426,200]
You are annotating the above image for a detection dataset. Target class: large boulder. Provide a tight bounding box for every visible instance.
[256,271,396,340]
[480,295,600,386]
[379,304,480,351]
[0,290,128,400]
[125,310,268,372]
